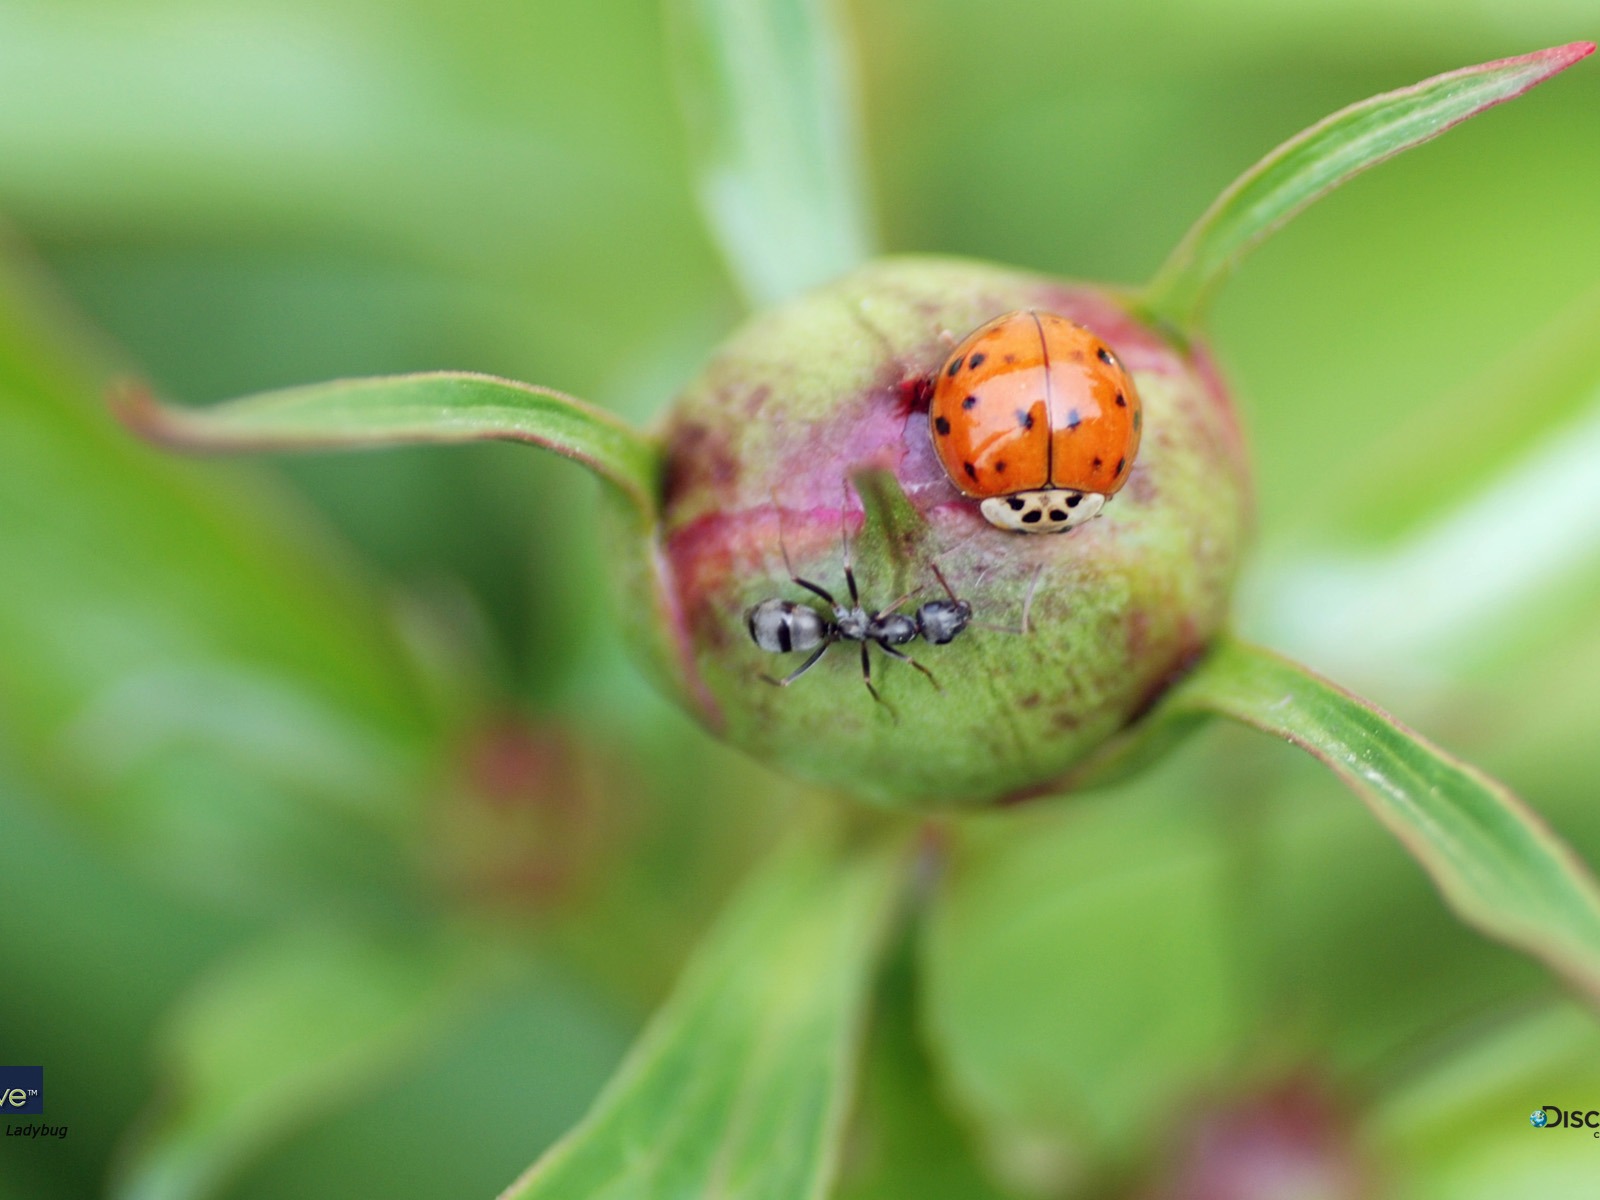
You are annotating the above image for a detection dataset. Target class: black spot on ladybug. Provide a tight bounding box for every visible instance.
[962,394,979,411]
[1022,510,1043,524]
[1133,409,1143,432]
[1066,408,1081,429]
[934,416,951,435]
[1115,456,1126,476]
[963,461,977,481]
[1097,347,1114,365]
[1017,408,1035,430]
[1066,494,1081,507]
[947,356,964,377]
[969,352,987,369]
[1092,456,1103,469]
[1115,391,1127,407]
[777,622,792,653]
[1008,497,1026,511]
[995,460,1006,473]
[1049,509,1067,521]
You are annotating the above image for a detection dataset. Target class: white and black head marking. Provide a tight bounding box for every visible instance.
[746,549,974,703]
[980,488,1106,534]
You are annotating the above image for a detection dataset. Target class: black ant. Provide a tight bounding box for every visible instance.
[745,545,972,703]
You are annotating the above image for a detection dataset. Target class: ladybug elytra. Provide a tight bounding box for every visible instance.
[929,310,1143,533]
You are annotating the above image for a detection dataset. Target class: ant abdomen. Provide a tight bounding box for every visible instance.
[746,599,829,654]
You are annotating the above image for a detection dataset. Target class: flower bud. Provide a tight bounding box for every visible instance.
[620,257,1250,809]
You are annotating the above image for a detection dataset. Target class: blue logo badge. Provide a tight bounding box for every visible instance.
[1530,1108,1549,1128]
[0,1067,43,1114]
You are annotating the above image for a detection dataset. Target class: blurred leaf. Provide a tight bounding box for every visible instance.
[834,939,1014,1200]
[114,925,486,1200]
[921,784,1243,1183]
[1248,288,1600,684]
[1141,42,1594,331]
[667,0,875,307]
[116,372,663,524]
[224,966,633,1200]
[1169,637,1600,1005]
[1365,1002,1600,1200]
[0,234,441,900]
[1251,379,1600,683]
[498,814,912,1200]
[1307,284,1600,546]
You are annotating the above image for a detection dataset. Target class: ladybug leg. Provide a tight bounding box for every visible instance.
[877,640,941,691]
[760,640,833,688]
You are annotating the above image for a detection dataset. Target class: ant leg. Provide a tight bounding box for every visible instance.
[877,641,941,691]
[859,642,885,705]
[793,575,838,607]
[760,641,832,687]
[773,494,840,607]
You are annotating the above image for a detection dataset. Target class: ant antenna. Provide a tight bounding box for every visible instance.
[1019,562,1043,636]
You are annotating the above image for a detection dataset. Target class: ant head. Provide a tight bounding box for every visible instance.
[916,597,971,645]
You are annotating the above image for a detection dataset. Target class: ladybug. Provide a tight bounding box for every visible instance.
[929,310,1143,533]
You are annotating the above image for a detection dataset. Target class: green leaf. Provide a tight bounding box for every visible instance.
[1252,295,1600,680]
[1366,1002,1600,1198]
[1141,42,1595,332]
[666,0,875,307]
[1167,637,1600,1005]
[115,372,663,524]
[834,939,1013,1200]
[920,785,1243,1179]
[0,231,440,900]
[498,815,912,1200]
[113,926,485,1200]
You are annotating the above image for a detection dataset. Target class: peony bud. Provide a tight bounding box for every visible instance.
[622,256,1251,809]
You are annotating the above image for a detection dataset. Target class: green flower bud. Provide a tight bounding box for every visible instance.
[615,256,1251,810]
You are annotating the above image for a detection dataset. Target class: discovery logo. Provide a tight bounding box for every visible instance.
[1531,1105,1600,1135]
[0,1068,42,1115]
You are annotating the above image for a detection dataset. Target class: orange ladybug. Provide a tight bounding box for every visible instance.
[929,310,1143,533]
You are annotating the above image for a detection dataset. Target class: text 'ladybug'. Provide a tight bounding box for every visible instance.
[930,310,1143,532]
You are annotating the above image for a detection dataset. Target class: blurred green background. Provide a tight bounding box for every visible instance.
[1,1,1598,1197]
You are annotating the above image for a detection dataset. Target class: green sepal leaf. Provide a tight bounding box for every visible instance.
[1141,42,1595,332]
[498,814,913,1200]
[1167,636,1600,1005]
[666,0,875,308]
[850,466,929,598]
[114,372,663,524]
[112,925,487,1200]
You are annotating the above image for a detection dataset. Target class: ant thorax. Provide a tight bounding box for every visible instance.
[835,607,870,641]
